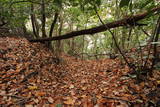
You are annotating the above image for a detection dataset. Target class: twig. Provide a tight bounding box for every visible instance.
[0,94,31,105]
[0,94,26,99]
[141,28,151,37]
[94,8,134,70]
[20,71,38,83]
[102,96,133,104]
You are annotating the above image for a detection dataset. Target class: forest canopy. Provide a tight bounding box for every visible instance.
[0,0,160,57]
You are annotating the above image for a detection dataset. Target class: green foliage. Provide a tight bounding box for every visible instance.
[139,0,154,8]
[119,0,131,8]
[53,0,63,10]
[0,0,159,63]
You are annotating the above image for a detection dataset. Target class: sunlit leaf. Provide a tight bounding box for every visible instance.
[28,86,38,90]
[63,97,75,105]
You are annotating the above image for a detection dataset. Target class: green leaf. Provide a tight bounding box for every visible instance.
[119,0,131,8]
[95,0,101,6]
[139,0,153,9]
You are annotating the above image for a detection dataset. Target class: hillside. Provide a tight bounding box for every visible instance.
[0,37,160,107]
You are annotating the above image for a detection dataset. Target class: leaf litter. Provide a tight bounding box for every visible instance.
[0,37,160,107]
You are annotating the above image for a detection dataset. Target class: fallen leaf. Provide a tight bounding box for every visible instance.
[28,86,38,90]
[35,91,46,97]
[63,97,75,105]
[48,97,54,103]
[69,84,74,89]
[25,104,33,107]
[157,80,160,84]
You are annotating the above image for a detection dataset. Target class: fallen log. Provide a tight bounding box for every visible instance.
[29,6,160,42]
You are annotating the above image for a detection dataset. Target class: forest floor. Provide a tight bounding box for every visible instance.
[0,36,160,107]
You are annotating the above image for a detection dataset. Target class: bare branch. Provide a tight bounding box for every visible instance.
[29,6,160,42]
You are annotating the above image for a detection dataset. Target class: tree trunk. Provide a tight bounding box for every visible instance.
[121,27,126,50]
[30,3,38,38]
[152,16,160,68]
[57,12,63,54]
[48,12,59,48]
[41,0,46,38]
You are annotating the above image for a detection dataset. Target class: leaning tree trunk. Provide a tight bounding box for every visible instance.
[152,16,160,69]
[48,12,59,49]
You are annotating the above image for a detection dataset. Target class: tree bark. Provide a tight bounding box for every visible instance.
[57,12,63,53]
[48,12,59,48]
[29,6,160,42]
[41,0,46,38]
[30,3,38,38]
[49,12,59,38]
[152,16,160,68]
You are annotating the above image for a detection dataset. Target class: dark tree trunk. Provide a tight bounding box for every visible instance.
[30,3,38,38]
[47,12,59,48]
[49,12,59,38]
[152,16,160,68]
[57,12,63,53]
[41,0,46,38]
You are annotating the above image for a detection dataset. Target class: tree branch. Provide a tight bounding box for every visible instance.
[29,6,160,42]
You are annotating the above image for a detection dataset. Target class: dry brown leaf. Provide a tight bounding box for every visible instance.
[48,97,54,103]
[35,91,46,97]
[63,97,75,105]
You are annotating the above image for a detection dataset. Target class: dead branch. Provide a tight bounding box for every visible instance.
[0,94,26,99]
[29,6,160,42]
[20,71,38,83]
[103,96,133,105]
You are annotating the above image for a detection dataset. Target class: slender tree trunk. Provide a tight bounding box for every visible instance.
[68,21,73,54]
[22,22,27,35]
[127,28,132,49]
[82,34,85,59]
[71,38,75,51]
[113,0,120,54]
[121,27,126,50]
[57,12,63,53]
[30,3,38,38]
[49,12,59,38]
[152,16,160,69]
[48,12,59,49]
[55,12,63,56]
[35,17,39,37]
[94,36,98,59]
[41,0,46,38]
